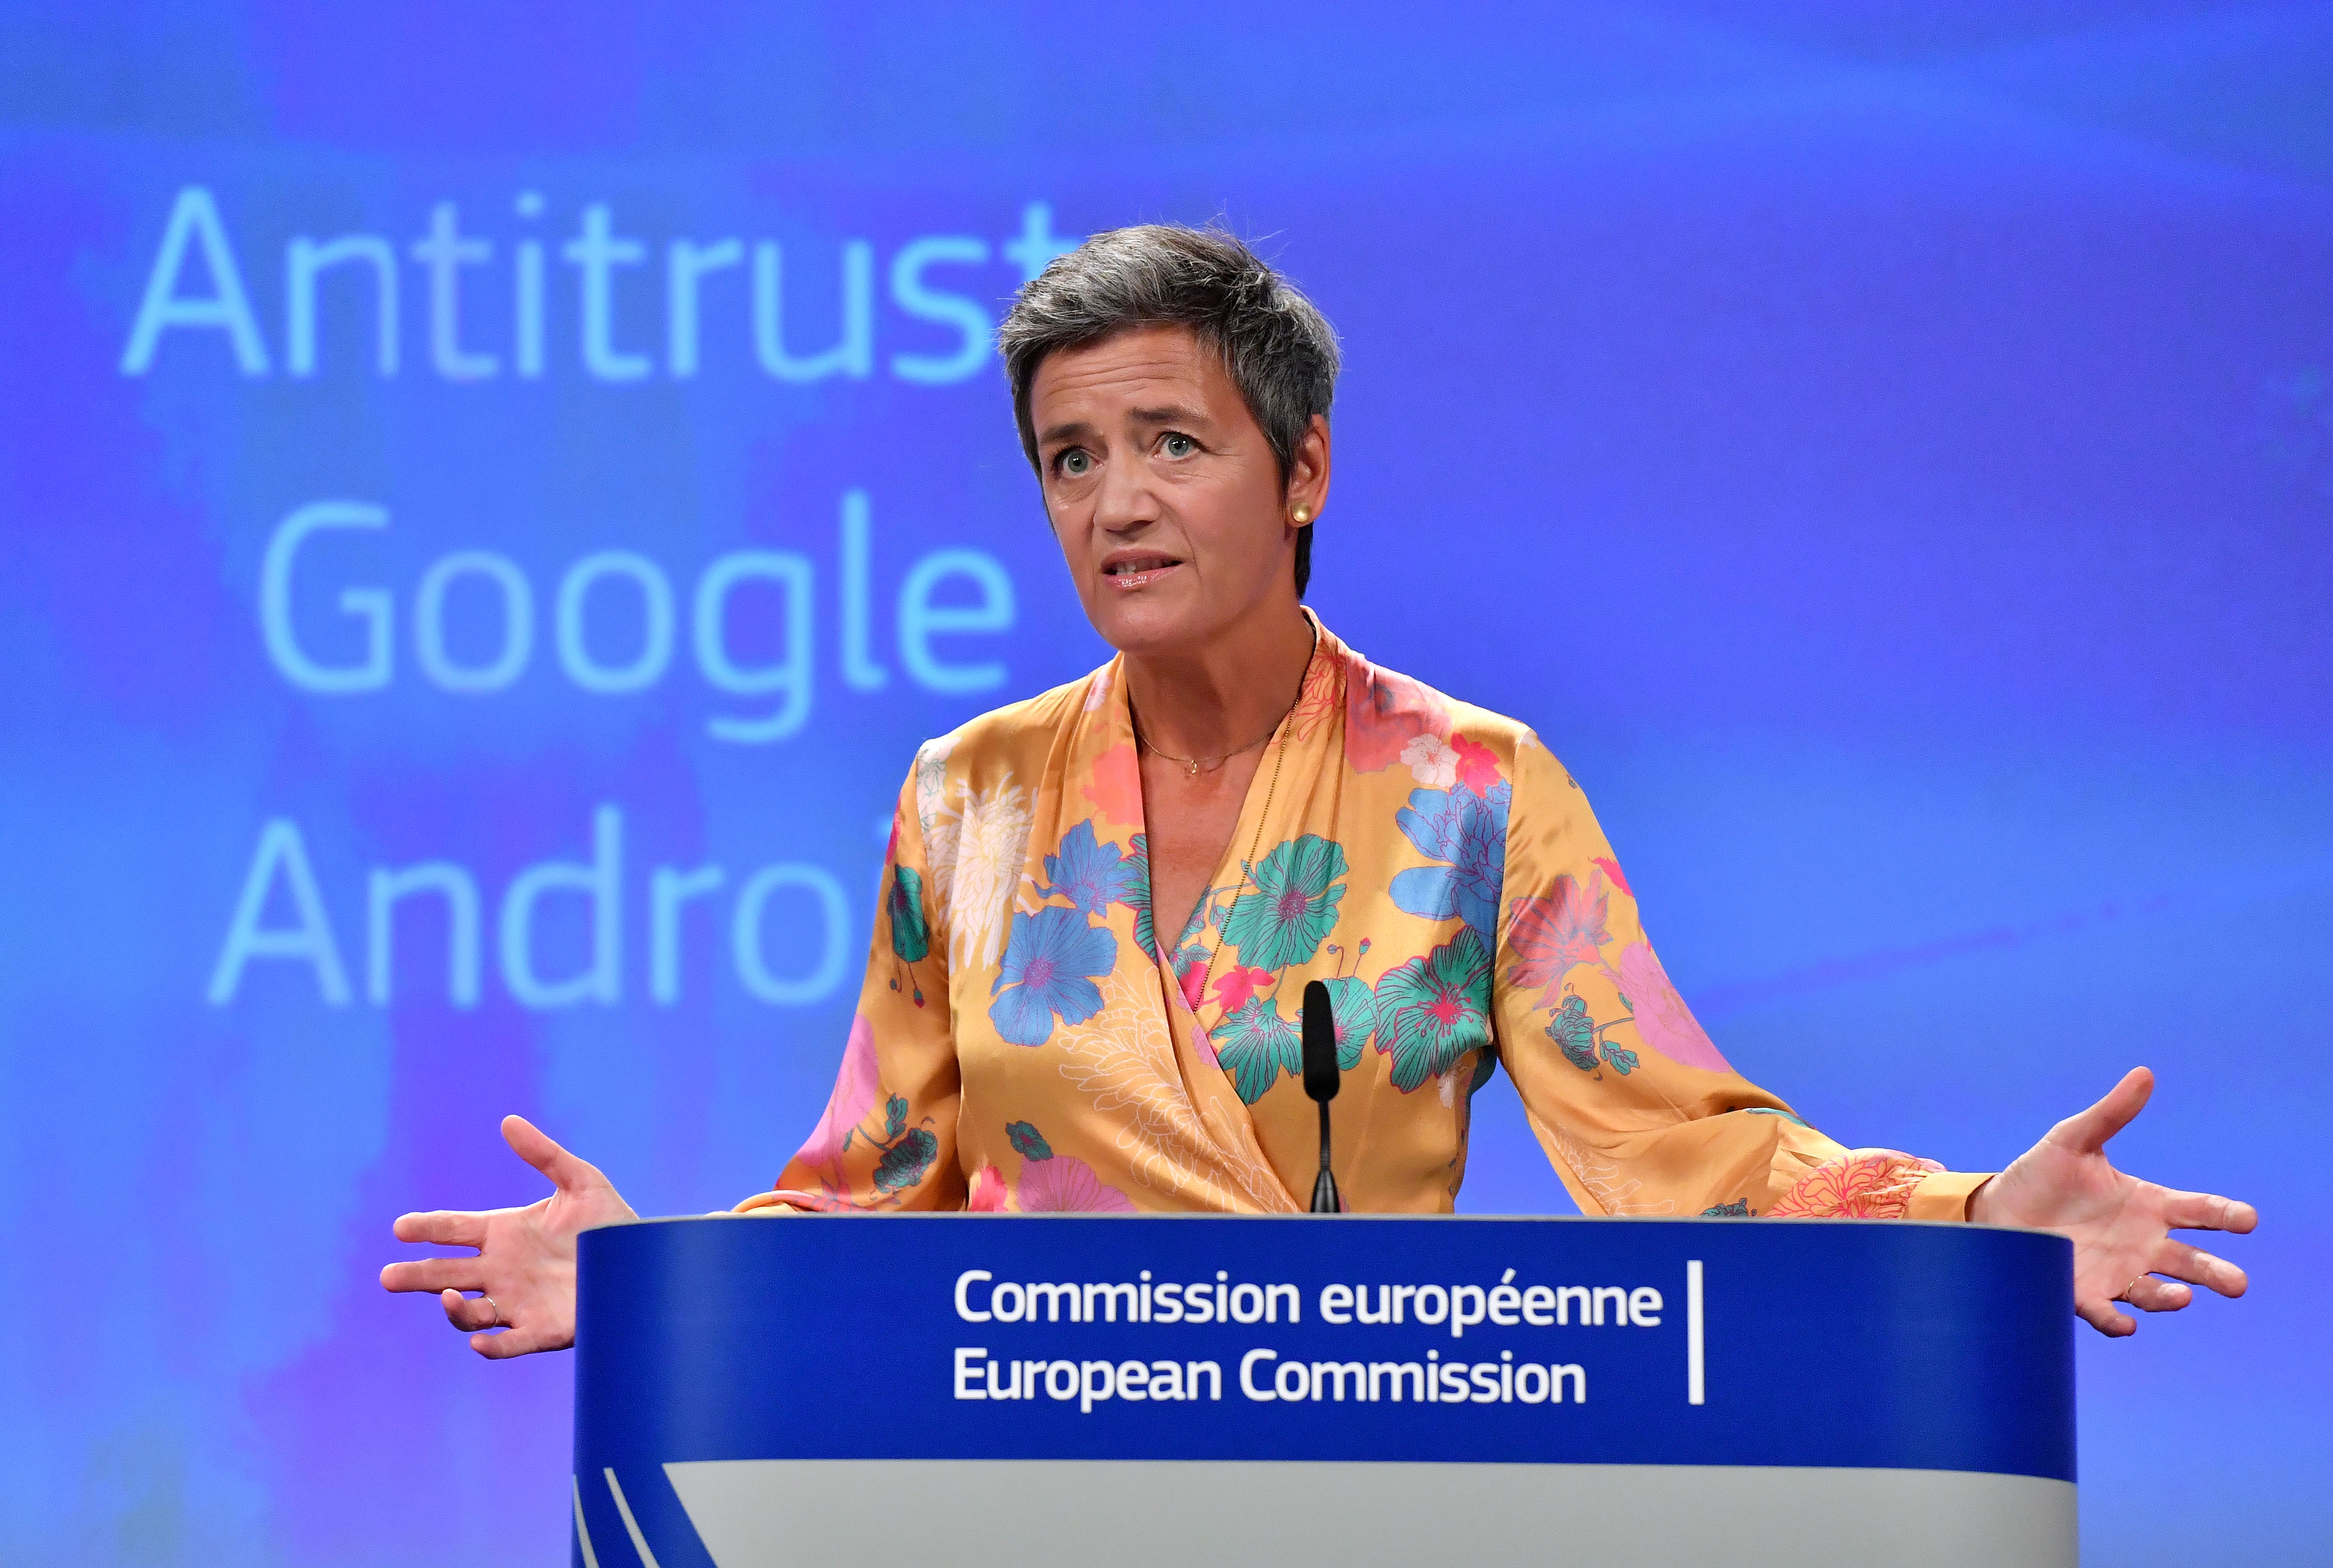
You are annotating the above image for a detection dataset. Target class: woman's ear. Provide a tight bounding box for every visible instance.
[1287,413,1332,522]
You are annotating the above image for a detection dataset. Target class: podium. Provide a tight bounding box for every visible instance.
[572,1215,2075,1568]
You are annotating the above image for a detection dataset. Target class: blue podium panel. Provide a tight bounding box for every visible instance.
[573,1216,2075,1568]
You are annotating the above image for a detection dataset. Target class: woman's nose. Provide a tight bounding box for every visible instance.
[1091,461,1158,532]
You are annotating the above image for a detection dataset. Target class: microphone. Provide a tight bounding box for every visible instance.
[1301,980,1341,1213]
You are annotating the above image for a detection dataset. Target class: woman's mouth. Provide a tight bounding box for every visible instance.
[1101,553,1184,591]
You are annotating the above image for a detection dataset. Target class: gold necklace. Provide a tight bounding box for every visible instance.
[1193,713,1295,1014]
[1132,624,1320,780]
[1182,622,1319,1013]
[1134,724,1277,780]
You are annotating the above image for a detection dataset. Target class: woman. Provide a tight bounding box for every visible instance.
[385,225,2254,1357]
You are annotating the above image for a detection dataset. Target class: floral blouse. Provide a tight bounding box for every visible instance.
[739,619,1988,1221]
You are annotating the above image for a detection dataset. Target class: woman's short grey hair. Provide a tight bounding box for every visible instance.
[997,224,1341,596]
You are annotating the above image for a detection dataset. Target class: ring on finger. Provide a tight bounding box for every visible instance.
[482,1294,501,1327]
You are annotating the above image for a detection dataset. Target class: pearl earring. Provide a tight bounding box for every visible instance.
[1292,506,1312,524]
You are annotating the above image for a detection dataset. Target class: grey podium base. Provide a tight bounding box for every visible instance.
[653,1458,2076,1568]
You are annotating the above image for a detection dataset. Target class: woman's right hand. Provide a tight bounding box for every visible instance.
[379,1114,637,1358]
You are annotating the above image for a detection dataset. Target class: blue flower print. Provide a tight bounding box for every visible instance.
[1389,780,1510,945]
[873,1129,938,1193]
[1324,974,1376,1070]
[1035,819,1137,921]
[1220,835,1348,973]
[1213,998,1301,1104]
[988,906,1118,1046]
[1373,928,1494,1092]
[1549,991,1638,1077]
[887,865,930,963]
[1548,993,1599,1073]
[1123,834,1157,959]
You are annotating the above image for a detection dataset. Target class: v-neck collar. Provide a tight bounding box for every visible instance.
[1059,615,1349,1212]
[1110,610,1332,994]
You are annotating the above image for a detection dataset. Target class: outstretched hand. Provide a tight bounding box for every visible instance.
[380,1115,637,1358]
[1969,1067,2255,1337]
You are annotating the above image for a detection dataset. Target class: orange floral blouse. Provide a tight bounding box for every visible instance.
[738,619,1988,1221]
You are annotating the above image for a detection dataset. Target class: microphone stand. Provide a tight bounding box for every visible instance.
[1301,980,1341,1213]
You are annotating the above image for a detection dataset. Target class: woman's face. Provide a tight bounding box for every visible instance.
[1029,324,1326,658]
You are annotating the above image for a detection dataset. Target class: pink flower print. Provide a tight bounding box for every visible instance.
[1504,874,1611,994]
[1210,964,1275,1015]
[1018,1153,1138,1213]
[1192,1023,1221,1068]
[792,1013,879,1179]
[1345,658,1450,774]
[1767,1150,1945,1218]
[1614,942,1730,1072]
[1450,735,1501,796]
[1591,855,1631,898]
[967,1163,1011,1212]
[1084,741,1144,827]
[1401,733,1459,788]
[1176,953,1208,1010]
[1284,642,1345,742]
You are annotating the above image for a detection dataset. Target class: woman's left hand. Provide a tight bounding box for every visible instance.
[1969,1066,2256,1337]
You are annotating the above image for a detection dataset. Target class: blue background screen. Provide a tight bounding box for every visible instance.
[1,4,2325,1563]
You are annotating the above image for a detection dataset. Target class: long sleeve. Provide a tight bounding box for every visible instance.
[1491,735,1987,1220]
[736,758,967,1213]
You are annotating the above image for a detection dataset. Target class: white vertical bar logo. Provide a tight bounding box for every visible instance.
[572,1476,602,1568]
[1686,1258,1706,1406]
[605,1468,664,1568]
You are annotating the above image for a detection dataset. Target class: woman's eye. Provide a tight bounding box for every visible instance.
[1058,449,1091,477]
[1161,434,1195,458]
